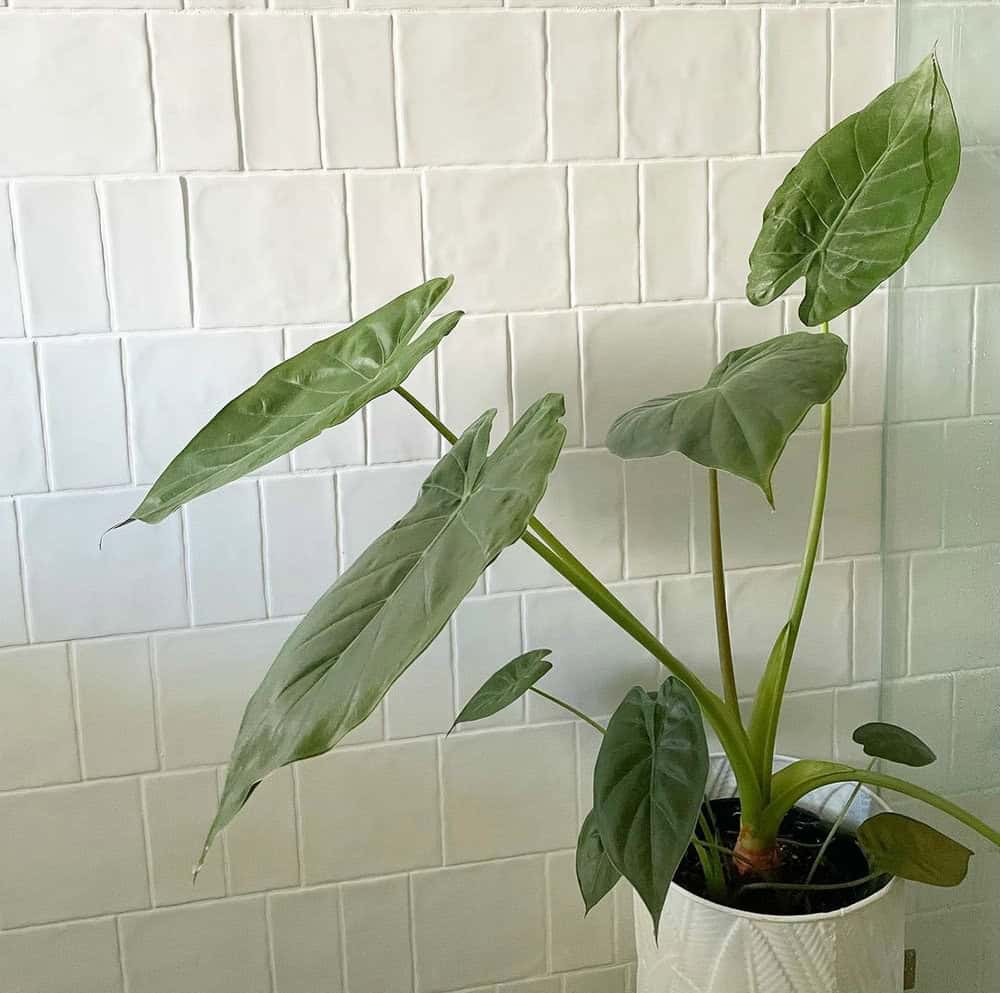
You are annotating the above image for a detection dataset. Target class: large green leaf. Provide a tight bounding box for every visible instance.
[747,53,960,326]
[450,649,553,733]
[606,333,846,505]
[853,722,937,768]
[593,678,708,936]
[576,810,621,914]
[124,277,459,525]
[199,395,567,868]
[859,813,973,887]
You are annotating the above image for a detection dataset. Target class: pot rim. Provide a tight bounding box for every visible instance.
[665,753,902,925]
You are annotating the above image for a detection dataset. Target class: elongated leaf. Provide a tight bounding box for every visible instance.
[769,759,853,807]
[606,333,846,505]
[747,53,960,326]
[450,649,553,733]
[576,810,621,914]
[199,395,566,868]
[594,678,708,936]
[125,277,459,525]
[859,812,973,887]
[853,722,937,767]
[746,621,792,783]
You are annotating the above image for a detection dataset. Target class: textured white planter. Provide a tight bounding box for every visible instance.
[634,756,905,993]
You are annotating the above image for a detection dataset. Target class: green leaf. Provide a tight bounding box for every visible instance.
[747,53,960,326]
[576,810,621,915]
[450,649,553,733]
[859,812,973,887]
[853,722,937,768]
[199,395,567,869]
[769,759,853,807]
[746,621,793,784]
[606,333,846,505]
[593,678,709,936]
[125,277,459,525]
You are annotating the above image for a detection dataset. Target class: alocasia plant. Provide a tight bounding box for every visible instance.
[112,53,1000,924]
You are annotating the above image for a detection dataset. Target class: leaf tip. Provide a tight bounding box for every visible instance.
[99,518,135,550]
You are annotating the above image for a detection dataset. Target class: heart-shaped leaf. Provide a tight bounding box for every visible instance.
[853,722,937,767]
[593,678,709,936]
[606,333,846,505]
[450,649,553,733]
[576,810,621,914]
[747,53,960,326]
[123,277,459,525]
[859,812,973,887]
[199,395,566,868]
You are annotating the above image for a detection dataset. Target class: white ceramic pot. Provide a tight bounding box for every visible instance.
[634,756,905,993]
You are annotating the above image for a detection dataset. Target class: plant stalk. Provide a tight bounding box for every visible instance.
[529,686,606,735]
[708,469,740,722]
[804,758,875,885]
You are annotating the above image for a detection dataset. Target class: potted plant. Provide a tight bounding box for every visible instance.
[110,53,998,993]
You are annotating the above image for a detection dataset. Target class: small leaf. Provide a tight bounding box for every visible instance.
[576,810,621,914]
[125,278,459,525]
[606,333,846,505]
[859,812,973,887]
[747,53,960,326]
[450,649,553,733]
[594,678,709,936]
[853,722,937,767]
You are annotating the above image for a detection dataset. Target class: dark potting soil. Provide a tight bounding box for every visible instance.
[674,797,890,916]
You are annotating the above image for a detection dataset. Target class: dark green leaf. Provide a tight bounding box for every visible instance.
[576,810,621,914]
[859,812,973,887]
[606,333,846,505]
[450,649,553,733]
[853,722,937,767]
[747,53,960,326]
[126,277,459,525]
[593,678,709,936]
[199,395,567,869]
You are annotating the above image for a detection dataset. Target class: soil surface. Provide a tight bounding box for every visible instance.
[674,797,890,916]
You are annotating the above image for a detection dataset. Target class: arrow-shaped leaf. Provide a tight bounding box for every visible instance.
[450,649,553,733]
[853,722,937,768]
[606,333,846,505]
[859,812,973,887]
[747,53,960,326]
[576,810,621,914]
[125,277,459,525]
[199,395,566,868]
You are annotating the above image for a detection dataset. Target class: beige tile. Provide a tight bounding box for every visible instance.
[548,850,614,972]
[341,875,412,993]
[269,885,344,993]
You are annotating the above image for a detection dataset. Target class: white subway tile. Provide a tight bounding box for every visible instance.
[499,981,560,993]
[0,778,148,927]
[340,875,412,993]
[0,502,26,646]
[37,336,130,489]
[298,739,441,882]
[766,689,835,762]
[852,557,882,683]
[0,919,123,993]
[236,13,321,170]
[0,13,154,175]
[943,420,1000,545]
[883,676,955,793]
[11,180,108,336]
[953,670,1000,792]
[825,427,882,558]
[885,422,943,552]
[189,0,263,9]
[571,164,639,306]
[20,489,187,642]
[565,966,629,993]
[442,724,576,863]
[975,286,1000,415]
[425,166,569,313]
[261,473,338,617]
[831,8,895,125]
[624,457,690,579]
[624,10,759,157]
[833,682,879,766]
[0,341,47,494]
[718,299,782,357]
[316,13,396,167]
[74,636,158,779]
[641,161,708,302]
[882,554,908,680]
[144,768,227,906]
[580,303,715,446]
[99,178,190,331]
[149,12,240,172]
[184,480,266,626]
[510,311,583,447]
[125,329,284,484]
[850,292,887,425]
[440,314,511,434]
[119,898,271,993]
[366,355,439,463]
[763,10,827,153]
[347,172,423,317]
[0,186,23,337]
[0,644,77,790]
[188,175,349,328]
[269,886,344,993]
[549,12,618,161]
[384,629,453,739]
[548,849,614,971]
[397,12,545,166]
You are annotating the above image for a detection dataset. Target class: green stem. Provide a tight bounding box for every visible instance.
[397,385,458,444]
[805,758,874,885]
[529,686,606,735]
[708,469,740,722]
